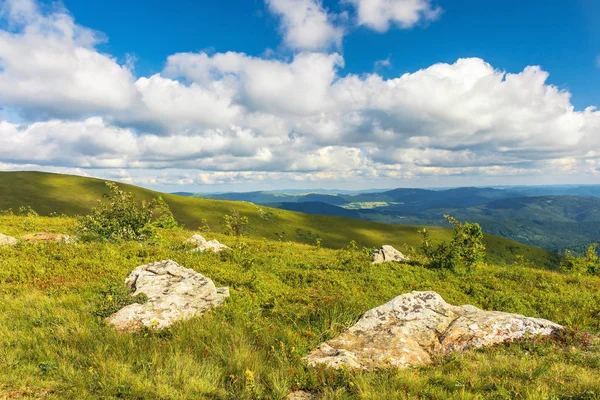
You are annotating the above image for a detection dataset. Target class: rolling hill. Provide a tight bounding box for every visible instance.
[208,185,600,254]
[0,171,559,268]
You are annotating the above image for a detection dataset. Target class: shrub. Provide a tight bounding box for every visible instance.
[420,215,486,271]
[77,182,178,241]
[151,196,179,229]
[560,244,600,276]
[222,209,249,236]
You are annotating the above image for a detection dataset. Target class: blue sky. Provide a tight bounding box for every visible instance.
[61,0,600,109]
[0,0,599,191]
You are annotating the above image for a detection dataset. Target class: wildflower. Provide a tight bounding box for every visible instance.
[107,295,113,302]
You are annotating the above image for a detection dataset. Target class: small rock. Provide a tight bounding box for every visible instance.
[304,291,561,370]
[186,234,207,246]
[21,232,74,243]
[106,260,229,332]
[372,245,409,264]
[191,239,231,253]
[288,391,316,400]
[0,233,18,246]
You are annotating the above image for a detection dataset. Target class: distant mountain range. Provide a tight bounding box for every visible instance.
[180,185,600,254]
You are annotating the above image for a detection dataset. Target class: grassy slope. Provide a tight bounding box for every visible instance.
[0,171,559,269]
[0,216,599,399]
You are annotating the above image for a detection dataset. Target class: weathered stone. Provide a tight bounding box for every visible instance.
[0,233,17,246]
[371,245,409,264]
[106,260,229,332]
[186,234,207,246]
[191,239,231,253]
[21,232,74,243]
[288,391,316,400]
[304,291,561,370]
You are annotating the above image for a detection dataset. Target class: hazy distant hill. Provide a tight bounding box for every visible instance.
[268,195,600,254]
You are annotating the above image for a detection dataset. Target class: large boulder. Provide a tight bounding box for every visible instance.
[0,233,17,246]
[371,245,409,264]
[107,260,229,332]
[304,291,561,370]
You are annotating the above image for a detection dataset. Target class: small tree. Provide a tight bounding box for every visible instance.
[222,209,249,236]
[420,215,486,271]
[77,182,178,241]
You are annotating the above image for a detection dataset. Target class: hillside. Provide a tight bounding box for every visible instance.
[0,171,560,268]
[0,216,599,398]
[243,193,600,254]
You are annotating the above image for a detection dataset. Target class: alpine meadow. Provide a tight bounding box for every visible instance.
[1,0,600,399]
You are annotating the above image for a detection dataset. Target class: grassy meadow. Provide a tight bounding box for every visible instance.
[1,215,599,399]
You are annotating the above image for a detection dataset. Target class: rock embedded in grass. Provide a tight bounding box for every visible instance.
[106,260,230,332]
[304,291,562,370]
[371,245,409,264]
[21,232,74,243]
[287,391,316,400]
[0,233,17,246]
[186,235,231,253]
[186,234,207,246]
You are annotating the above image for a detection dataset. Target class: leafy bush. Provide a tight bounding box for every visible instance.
[77,182,178,241]
[420,215,486,271]
[560,244,600,276]
[222,209,249,236]
[151,196,179,229]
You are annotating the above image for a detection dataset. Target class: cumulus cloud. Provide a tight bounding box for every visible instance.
[0,0,599,190]
[265,0,343,50]
[0,0,138,118]
[348,0,442,32]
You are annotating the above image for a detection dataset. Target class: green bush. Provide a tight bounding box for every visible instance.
[420,215,486,271]
[560,244,600,276]
[76,182,178,241]
[222,209,249,236]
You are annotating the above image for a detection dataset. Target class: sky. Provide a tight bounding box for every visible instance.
[0,0,598,192]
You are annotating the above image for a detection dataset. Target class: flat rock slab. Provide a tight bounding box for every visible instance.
[186,235,230,253]
[0,233,17,246]
[21,232,73,243]
[304,291,561,370]
[107,260,229,332]
[372,245,409,264]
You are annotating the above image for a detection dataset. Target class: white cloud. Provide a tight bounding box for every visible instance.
[266,0,344,50]
[164,51,344,116]
[0,0,599,190]
[0,0,138,117]
[349,0,442,32]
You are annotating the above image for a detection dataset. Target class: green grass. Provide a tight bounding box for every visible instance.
[0,216,599,399]
[0,171,560,269]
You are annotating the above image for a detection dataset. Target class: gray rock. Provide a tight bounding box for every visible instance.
[0,233,17,246]
[304,291,561,370]
[372,245,409,264]
[191,239,231,253]
[107,260,229,332]
[186,234,207,246]
[288,391,316,400]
